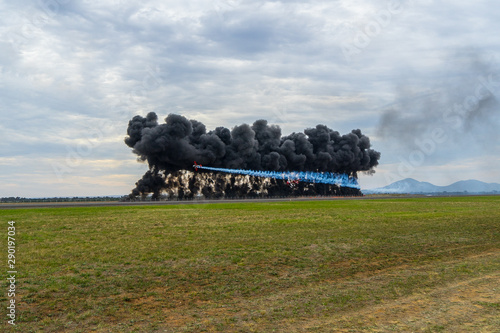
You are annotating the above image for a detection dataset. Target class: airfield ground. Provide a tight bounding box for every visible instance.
[1,196,499,332]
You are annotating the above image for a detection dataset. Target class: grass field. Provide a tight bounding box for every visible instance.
[1,196,499,332]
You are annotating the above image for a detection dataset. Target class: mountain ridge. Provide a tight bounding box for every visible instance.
[365,178,500,194]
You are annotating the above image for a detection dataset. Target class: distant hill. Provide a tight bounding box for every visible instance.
[365,178,500,194]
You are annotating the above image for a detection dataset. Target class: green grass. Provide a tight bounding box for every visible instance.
[1,196,499,332]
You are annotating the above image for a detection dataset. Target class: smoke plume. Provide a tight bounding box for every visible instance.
[125,113,380,199]
[377,50,500,153]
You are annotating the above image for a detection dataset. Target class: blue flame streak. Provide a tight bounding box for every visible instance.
[194,165,360,189]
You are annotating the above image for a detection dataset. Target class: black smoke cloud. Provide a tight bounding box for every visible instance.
[125,113,380,199]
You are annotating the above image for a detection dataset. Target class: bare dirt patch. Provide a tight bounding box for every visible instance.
[298,251,500,332]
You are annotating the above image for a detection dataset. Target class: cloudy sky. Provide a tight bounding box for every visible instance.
[1,0,499,197]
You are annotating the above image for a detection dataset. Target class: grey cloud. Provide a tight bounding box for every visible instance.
[200,5,312,55]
